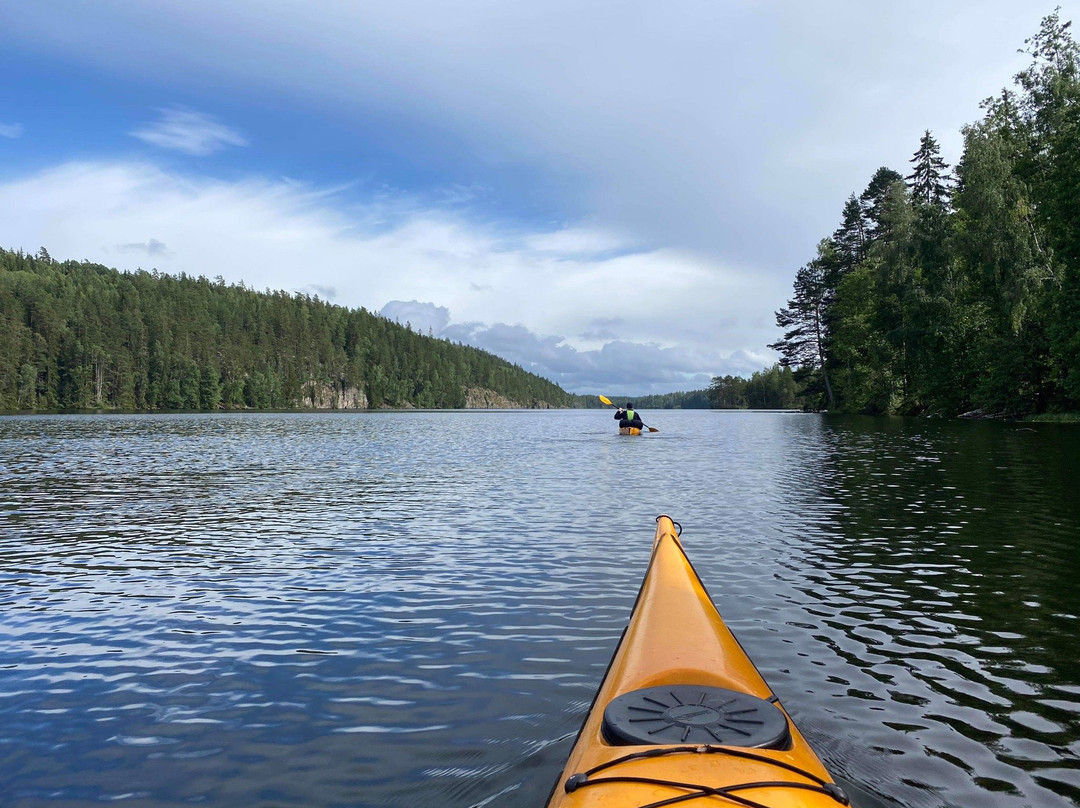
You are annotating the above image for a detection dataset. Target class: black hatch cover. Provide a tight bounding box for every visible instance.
[601,685,791,748]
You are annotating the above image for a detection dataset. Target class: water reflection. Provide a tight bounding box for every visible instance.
[765,416,1080,807]
[0,411,1077,807]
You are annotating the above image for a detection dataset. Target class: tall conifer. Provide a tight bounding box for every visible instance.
[906,130,952,207]
[769,250,835,409]
[859,167,904,238]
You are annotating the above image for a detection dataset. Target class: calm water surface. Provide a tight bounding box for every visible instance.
[1,410,1077,808]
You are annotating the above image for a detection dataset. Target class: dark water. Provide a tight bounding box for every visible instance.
[1,410,1077,808]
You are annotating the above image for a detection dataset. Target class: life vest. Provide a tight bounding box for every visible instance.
[625,409,637,421]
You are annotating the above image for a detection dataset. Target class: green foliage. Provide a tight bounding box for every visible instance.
[624,390,712,409]
[1023,412,1080,422]
[769,248,834,408]
[859,167,905,240]
[0,249,574,412]
[773,11,1080,418]
[1015,11,1080,404]
[707,376,746,408]
[906,130,952,207]
[707,364,801,410]
[577,390,712,409]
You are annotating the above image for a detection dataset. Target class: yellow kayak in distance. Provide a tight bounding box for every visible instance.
[618,427,642,436]
[545,516,848,808]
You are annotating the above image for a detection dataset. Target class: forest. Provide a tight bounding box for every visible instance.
[771,12,1080,417]
[623,389,713,409]
[706,364,801,409]
[592,365,800,411]
[0,248,575,412]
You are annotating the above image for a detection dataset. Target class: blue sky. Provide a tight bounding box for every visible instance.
[2,2,1075,394]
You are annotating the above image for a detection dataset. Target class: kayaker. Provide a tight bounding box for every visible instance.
[614,402,644,430]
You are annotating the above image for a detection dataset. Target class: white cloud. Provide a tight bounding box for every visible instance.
[381,300,450,335]
[0,123,24,139]
[439,321,747,394]
[524,228,633,258]
[301,284,338,301]
[130,107,248,156]
[6,4,1072,395]
[2,1,1063,269]
[0,160,779,393]
[116,238,168,256]
[579,316,624,342]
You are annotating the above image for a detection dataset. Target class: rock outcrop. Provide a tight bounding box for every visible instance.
[463,387,557,409]
[464,387,518,408]
[305,383,368,410]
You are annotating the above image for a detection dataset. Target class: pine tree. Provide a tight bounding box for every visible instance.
[859,167,904,239]
[827,194,868,286]
[769,252,835,409]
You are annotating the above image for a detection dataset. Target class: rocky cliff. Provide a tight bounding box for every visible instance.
[305,383,369,410]
[464,387,556,409]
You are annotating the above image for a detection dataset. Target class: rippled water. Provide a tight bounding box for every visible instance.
[1,410,1077,808]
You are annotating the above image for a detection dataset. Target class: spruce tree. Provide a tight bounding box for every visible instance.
[906,130,952,207]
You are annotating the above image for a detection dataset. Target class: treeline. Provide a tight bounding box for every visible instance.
[707,364,801,409]
[0,248,575,411]
[595,365,800,410]
[609,389,713,409]
[771,12,1080,417]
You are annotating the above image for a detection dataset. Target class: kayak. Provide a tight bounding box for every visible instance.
[619,427,642,436]
[545,516,848,808]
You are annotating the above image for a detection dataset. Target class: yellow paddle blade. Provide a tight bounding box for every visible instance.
[598,395,613,406]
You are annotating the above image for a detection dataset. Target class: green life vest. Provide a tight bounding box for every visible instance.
[625,409,636,420]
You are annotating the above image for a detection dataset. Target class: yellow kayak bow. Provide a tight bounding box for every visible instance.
[546,516,847,808]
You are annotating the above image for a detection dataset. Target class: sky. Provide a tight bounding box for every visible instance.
[1,1,1076,395]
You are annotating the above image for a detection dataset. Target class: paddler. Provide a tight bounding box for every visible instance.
[614,402,644,431]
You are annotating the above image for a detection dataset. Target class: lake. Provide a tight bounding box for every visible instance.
[1,409,1077,807]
